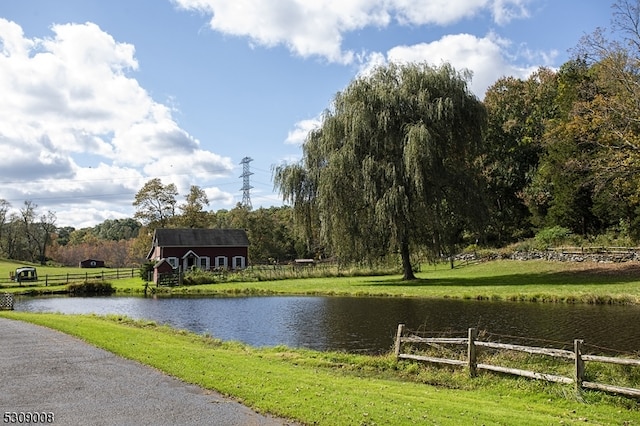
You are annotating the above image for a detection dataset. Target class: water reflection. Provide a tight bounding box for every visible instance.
[14,295,640,355]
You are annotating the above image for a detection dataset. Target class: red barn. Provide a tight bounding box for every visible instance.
[147,228,249,272]
[79,259,105,268]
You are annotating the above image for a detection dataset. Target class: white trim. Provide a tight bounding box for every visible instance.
[199,256,210,270]
[232,256,245,269]
[182,250,200,271]
[215,256,228,269]
[182,250,199,259]
[167,257,179,269]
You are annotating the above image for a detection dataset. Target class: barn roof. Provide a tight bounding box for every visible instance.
[152,228,249,247]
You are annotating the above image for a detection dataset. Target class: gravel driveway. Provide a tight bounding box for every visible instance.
[0,317,300,426]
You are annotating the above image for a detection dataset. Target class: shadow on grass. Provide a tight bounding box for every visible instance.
[364,263,640,288]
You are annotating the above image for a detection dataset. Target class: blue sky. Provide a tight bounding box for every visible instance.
[0,0,614,228]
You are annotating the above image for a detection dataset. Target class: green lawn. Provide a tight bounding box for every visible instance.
[110,259,640,304]
[0,259,137,294]
[3,259,640,424]
[3,258,640,304]
[2,312,638,425]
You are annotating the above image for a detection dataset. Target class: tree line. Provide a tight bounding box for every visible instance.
[274,0,640,279]
[2,1,639,274]
[0,192,302,268]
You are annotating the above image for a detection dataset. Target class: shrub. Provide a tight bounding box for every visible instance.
[534,226,572,248]
[183,269,220,285]
[67,281,115,296]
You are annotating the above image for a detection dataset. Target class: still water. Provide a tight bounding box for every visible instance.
[14,295,640,355]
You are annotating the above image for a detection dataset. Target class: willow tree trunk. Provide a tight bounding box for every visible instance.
[400,240,416,280]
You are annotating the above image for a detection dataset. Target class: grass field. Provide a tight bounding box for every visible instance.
[3,258,640,424]
[113,259,640,304]
[2,312,638,425]
[0,259,137,294]
[3,258,640,304]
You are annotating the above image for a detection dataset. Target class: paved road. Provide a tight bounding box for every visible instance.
[0,318,300,426]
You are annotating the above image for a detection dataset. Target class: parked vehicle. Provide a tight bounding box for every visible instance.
[12,267,38,282]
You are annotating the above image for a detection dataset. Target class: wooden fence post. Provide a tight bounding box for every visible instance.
[468,328,478,378]
[574,339,585,392]
[394,324,405,358]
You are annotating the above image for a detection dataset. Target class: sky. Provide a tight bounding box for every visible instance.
[0,0,616,228]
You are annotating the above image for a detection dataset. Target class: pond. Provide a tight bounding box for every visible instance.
[13,295,640,355]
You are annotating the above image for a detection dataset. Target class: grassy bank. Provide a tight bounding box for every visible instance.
[3,259,640,304]
[118,260,640,304]
[2,312,638,425]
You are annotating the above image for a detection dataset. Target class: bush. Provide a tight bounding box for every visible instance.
[534,226,572,248]
[183,269,221,285]
[67,281,115,296]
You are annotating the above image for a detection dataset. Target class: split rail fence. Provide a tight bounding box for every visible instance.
[394,324,640,398]
[0,269,137,287]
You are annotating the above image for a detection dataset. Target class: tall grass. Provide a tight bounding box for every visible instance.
[183,261,402,285]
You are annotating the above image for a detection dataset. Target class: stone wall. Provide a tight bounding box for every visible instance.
[457,249,640,263]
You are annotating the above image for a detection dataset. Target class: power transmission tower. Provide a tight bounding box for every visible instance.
[239,156,254,209]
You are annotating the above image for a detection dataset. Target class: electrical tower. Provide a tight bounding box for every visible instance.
[239,156,254,209]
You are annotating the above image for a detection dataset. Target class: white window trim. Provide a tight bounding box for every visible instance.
[215,256,228,269]
[167,257,179,269]
[232,256,245,269]
[199,256,210,270]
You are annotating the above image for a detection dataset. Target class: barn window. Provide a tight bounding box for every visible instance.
[167,257,179,269]
[199,256,210,270]
[232,256,245,269]
[215,256,227,269]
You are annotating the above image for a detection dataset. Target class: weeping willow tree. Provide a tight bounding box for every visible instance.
[274,62,486,279]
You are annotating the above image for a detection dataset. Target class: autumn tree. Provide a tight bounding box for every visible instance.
[275,62,486,279]
[546,0,640,238]
[522,59,608,235]
[132,178,178,228]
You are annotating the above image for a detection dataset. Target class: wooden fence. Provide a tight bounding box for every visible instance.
[394,324,640,398]
[0,269,137,287]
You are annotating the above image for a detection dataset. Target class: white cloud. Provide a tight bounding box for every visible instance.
[0,18,235,227]
[391,0,488,25]
[173,0,533,63]
[204,186,235,205]
[285,118,322,145]
[492,0,531,25]
[359,32,542,98]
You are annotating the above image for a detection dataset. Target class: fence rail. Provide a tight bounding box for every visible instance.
[394,324,640,398]
[0,269,137,287]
